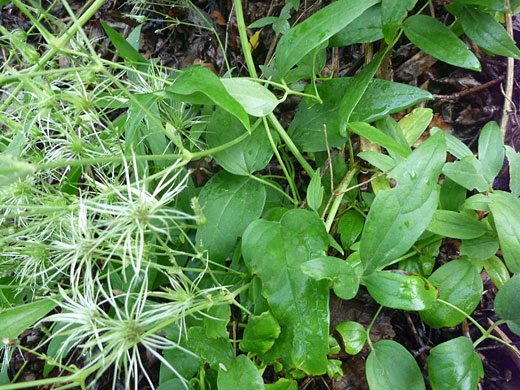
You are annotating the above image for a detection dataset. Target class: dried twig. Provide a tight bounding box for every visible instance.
[434,76,504,101]
[500,1,515,139]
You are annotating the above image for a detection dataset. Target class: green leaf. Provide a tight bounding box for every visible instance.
[275,0,379,76]
[358,151,397,172]
[160,348,199,384]
[101,21,147,65]
[157,379,186,390]
[329,4,383,47]
[307,168,324,211]
[221,78,279,117]
[339,49,389,136]
[489,193,520,273]
[454,0,507,12]
[495,275,520,335]
[462,193,492,211]
[431,127,473,159]
[249,16,280,29]
[335,321,366,355]
[289,78,432,152]
[0,299,56,340]
[478,121,504,183]
[440,177,467,211]
[381,0,418,44]
[442,156,490,192]
[427,210,486,239]
[196,172,266,262]
[242,209,330,375]
[420,260,483,328]
[349,122,411,158]
[206,108,276,176]
[460,234,499,261]
[366,340,425,390]
[203,305,230,339]
[187,327,233,370]
[483,256,510,289]
[403,15,481,71]
[301,256,360,300]
[360,131,446,272]
[265,379,298,390]
[165,66,250,131]
[217,355,264,390]
[240,311,281,355]
[399,239,440,277]
[337,210,365,249]
[363,270,437,310]
[398,108,433,146]
[460,7,520,59]
[506,146,520,197]
[428,337,484,390]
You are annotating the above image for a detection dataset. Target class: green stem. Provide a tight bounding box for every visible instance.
[233,0,258,79]
[262,118,299,204]
[437,299,487,335]
[325,166,360,232]
[366,305,383,351]
[249,173,295,204]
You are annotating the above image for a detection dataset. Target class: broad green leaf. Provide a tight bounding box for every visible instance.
[427,210,486,239]
[221,78,279,117]
[156,379,186,390]
[431,127,473,159]
[363,270,437,310]
[442,156,490,192]
[329,4,383,47]
[240,311,281,355]
[301,256,360,300]
[187,327,233,370]
[399,239,440,277]
[462,193,492,211]
[366,340,425,390]
[196,172,266,262]
[489,193,520,273]
[358,151,397,172]
[460,234,499,261]
[160,348,199,384]
[327,359,343,379]
[506,146,520,197]
[249,16,280,28]
[242,209,330,375]
[203,305,230,339]
[360,132,446,272]
[337,210,365,249]
[420,260,483,328]
[376,115,410,156]
[265,379,298,390]
[206,108,276,176]
[483,256,510,289]
[335,321,366,355]
[307,168,324,211]
[454,0,507,12]
[460,7,520,59]
[381,0,418,44]
[339,49,389,136]
[478,121,504,183]
[165,66,250,131]
[428,337,484,390]
[101,21,147,65]
[495,275,520,335]
[439,177,467,211]
[403,15,481,71]
[0,299,56,340]
[349,122,411,158]
[217,355,263,390]
[398,108,433,146]
[289,78,432,152]
[275,0,379,76]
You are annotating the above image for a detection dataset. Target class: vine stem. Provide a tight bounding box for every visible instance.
[233,0,315,178]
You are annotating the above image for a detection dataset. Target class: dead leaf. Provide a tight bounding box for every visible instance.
[211,10,226,26]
